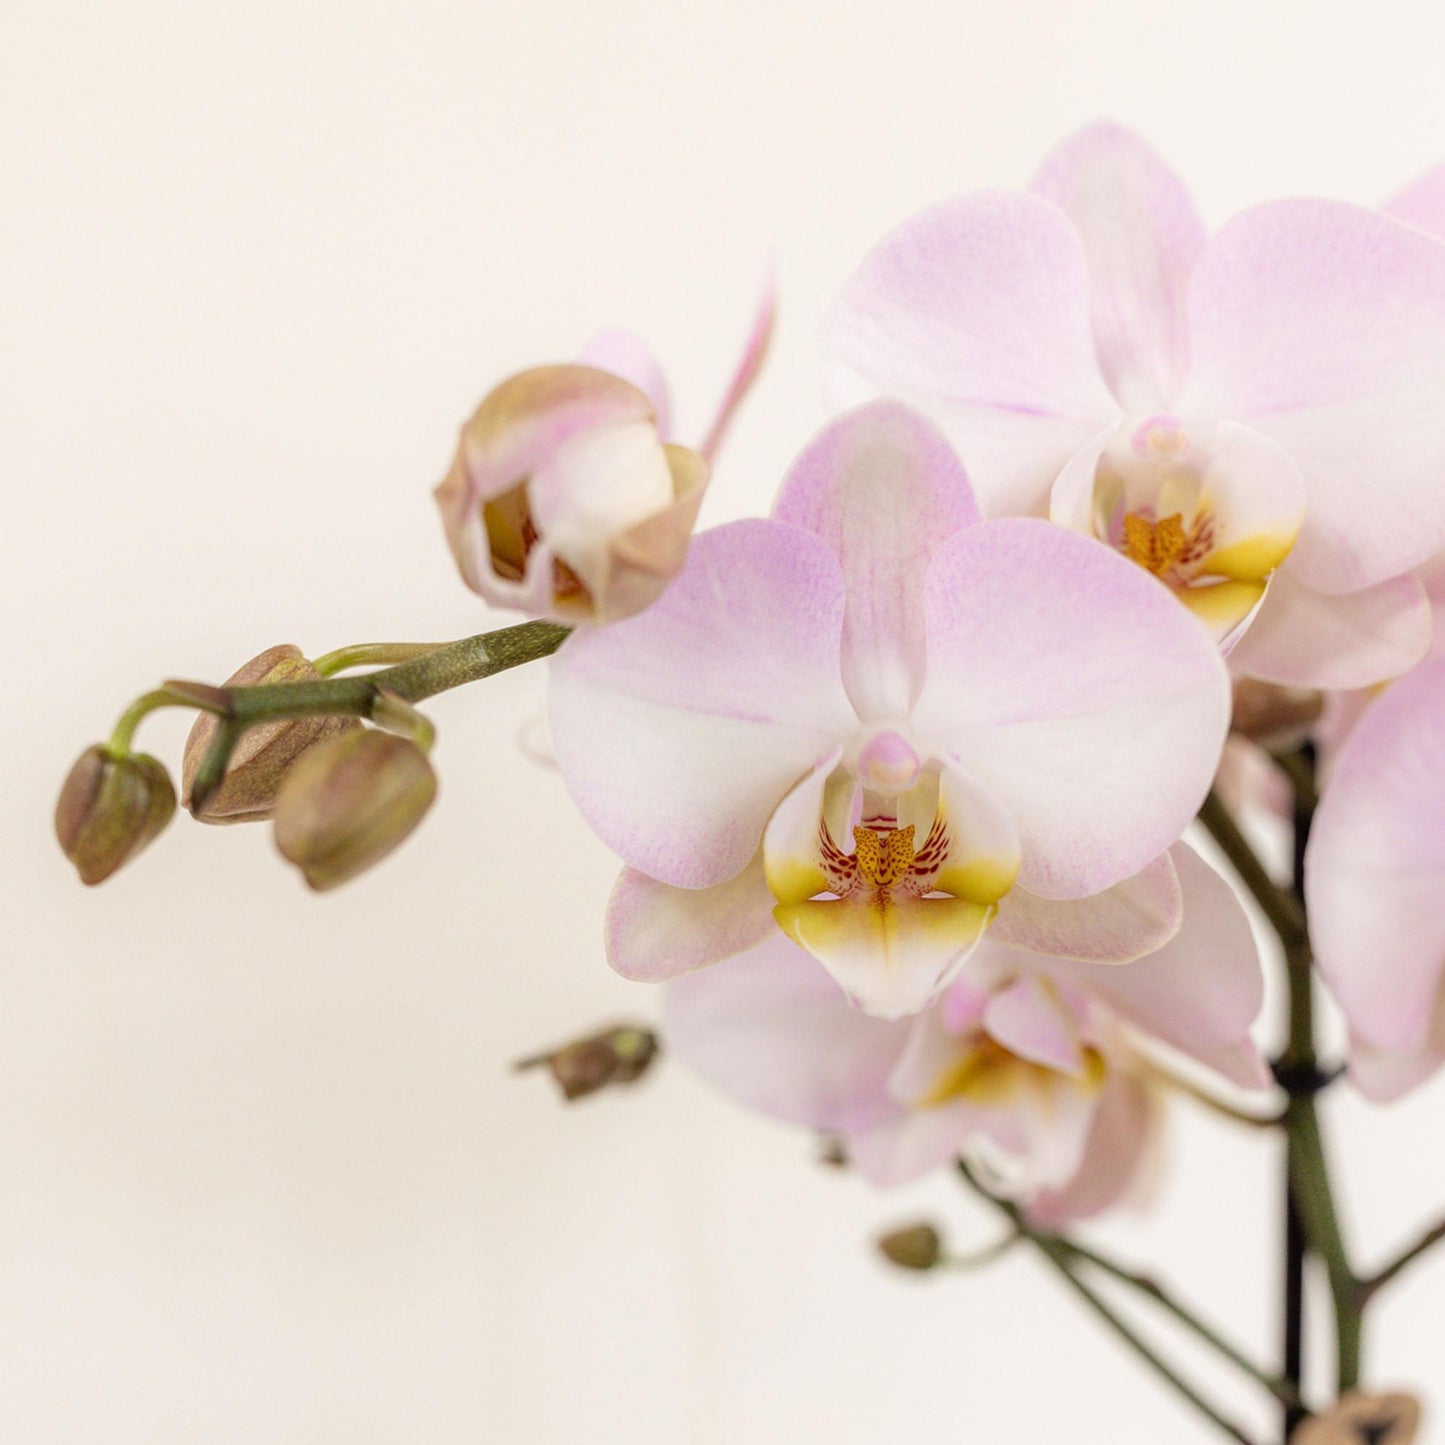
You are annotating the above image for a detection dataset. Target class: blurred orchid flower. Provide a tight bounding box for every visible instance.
[824,122,1445,687]
[1306,656,1445,1100]
[550,401,1230,1018]
[665,843,1266,1224]
[436,284,774,626]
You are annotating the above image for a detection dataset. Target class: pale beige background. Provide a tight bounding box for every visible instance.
[6,1,1445,1440]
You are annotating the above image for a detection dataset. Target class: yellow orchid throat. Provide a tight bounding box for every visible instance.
[764,755,1022,1018]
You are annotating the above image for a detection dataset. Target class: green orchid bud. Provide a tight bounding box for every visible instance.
[55,746,177,885]
[182,645,360,824]
[272,729,436,891]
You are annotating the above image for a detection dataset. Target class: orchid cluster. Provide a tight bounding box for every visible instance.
[59,124,1445,1443]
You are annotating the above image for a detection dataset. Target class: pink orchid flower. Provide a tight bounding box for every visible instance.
[665,843,1266,1224]
[823,122,1445,689]
[435,286,774,626]
[549,400,1230,1019]
[1306,656,1445,1101]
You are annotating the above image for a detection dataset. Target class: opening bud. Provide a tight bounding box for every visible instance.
[182,645,361,824]
[55,746,177,885]
[1230,677,1324,751]
[875,1223,943,1272]
[515,1024,659,1102]
[1291,1392,1421,1444]
[435,365,708,626]
[272,729,437,891]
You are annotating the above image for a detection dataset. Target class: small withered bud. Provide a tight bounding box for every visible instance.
[1230,677,1324,751]
[875,1223,943,1272]
[272,729,437,891]
[817,1134,849,1169]
[1291,1392,1421,1444]
[182,645,360,824]
[516,1024,660,1102]
[55,746,176,885]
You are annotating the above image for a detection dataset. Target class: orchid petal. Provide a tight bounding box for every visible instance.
[913,519,1230,898]
[772,401,980,719]
[1028,1070,1162,1228]
[762,750,850,905]
[576,329,675,440]
[1193,421,1306,581]
[1306,658,1445,1060]
[1385,162,1445,238]
[1349,1005,1445,1105]
[924,761,1022,906]
[661,937,909,1133]
[605,857,775,982]
[822,190,1117,517]
[698,274,776,464]
[1042,843,1268,1089]
[1183,200,1445,591]
[550,519,854,888]
[1229,567,1431,690]
[881,1008,1102,1196]
[988,850,1182,964]
[983,976,1087,1077]
[1030,121,1207,411]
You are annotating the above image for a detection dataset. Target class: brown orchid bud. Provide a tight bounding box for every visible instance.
[1291,1391,1421,1444]
[516,1024,660,1102]
[55,746,176,885]
[181,645,360,824]
[1231,677,1324,750]
[876,1223,942,1272]
[435,364,707,626]
[272,730,436,891]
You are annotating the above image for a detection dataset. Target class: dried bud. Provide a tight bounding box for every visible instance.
[1291,1392,1421,1444]
[435,364,707,626]
[876,1223,942,1272]
[182,645,360,824]
[55,746,176,885]
[517,1025,659,1102]
[272,730,436,891]
[1231,677,1324,750]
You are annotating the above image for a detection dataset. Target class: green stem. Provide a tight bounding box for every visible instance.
[1196,791,1307,947]
[942,1231,1021,1272]
[176,619,569,808]
[1056,1236,1303,1411]
[312,642,445,677]
[108,684,228,754]
[959,1166,1259,1443]
[1288,1093,1362,1390]
[1361,1217,1445,1301]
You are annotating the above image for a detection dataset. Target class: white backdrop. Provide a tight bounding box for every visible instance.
[6,1,1445,1440]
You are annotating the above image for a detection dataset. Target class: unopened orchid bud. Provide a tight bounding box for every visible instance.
[516,1024,659,1102]
[272,730,436,891]
[1291,1392,1421,1444]
[875,1223,942,1272]
[182,645,360,824]
[1231,677,1324,750]
[55,746,176,885]
[435,364,708,625]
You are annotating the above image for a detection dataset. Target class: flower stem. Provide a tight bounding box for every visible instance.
[1056,1236,1303,1411]
[311,642,446,677]
[173,619,569,809]
[958,1165,1261,1443]
[108,684,229,754]
[1361,1216,1445,1301]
